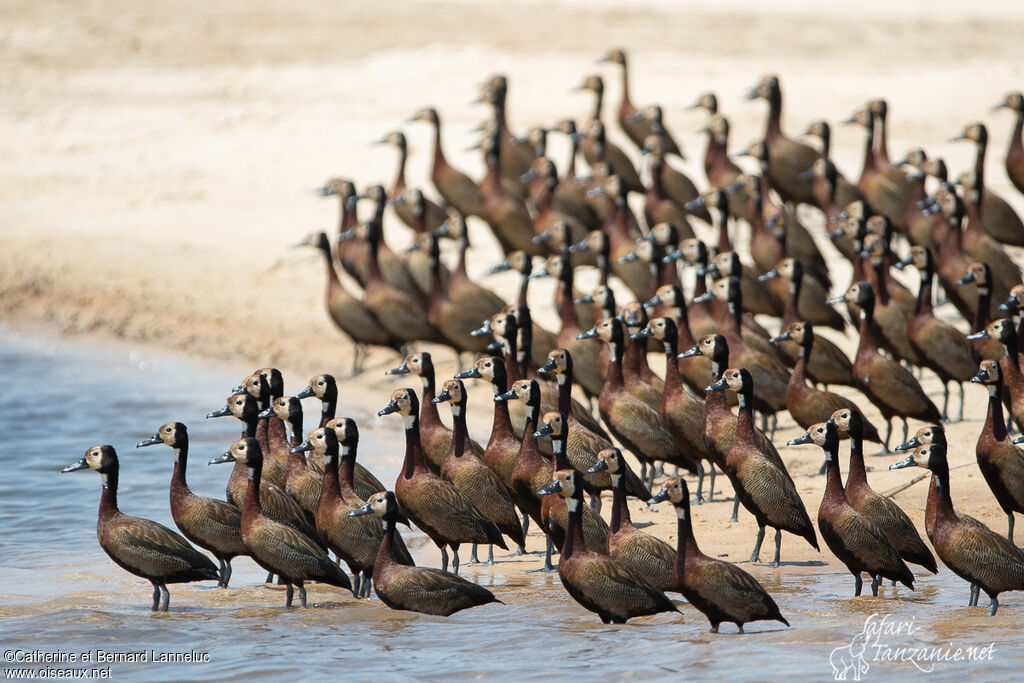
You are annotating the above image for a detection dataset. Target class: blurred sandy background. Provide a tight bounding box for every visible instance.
[3,0,1024,572]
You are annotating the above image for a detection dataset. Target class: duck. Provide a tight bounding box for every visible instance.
[488,251,560,368]
[958,262,1005,361]
[62,445,219,611]
[969,361,1024,543]
[788,422,914,596]
[951,166,1023,294]
[643,285,714,396]
[695,258,780,352]
[339,200,428,308]
[698,115,750,220]
[539,469,678,623]
[598,48,682,157]
[349,491,502,615]
[679,334,777,510]
[588,448,674,592]
[952,120,1024,247]
[891,148,947,252]
[894,246,978,421]
[633,316,714,495]
[294,231,402,374]
[769,321,882,465]
[390,188,451,296]
[537,347,649,505]
[649,477,788,633]
[345,220,445,346]
[493,377,553,562]
[580,317,700,484]
[967,320,1024,432]
[759,257,846,333]
[759,260,854,388]
[524,161,591,253]
[640,135,701,234]
[533,411,611,565]
[661,239,716,339]
[700,249,782,318]
[707,368,819,565]
[432,213,508,320]
[828,408,937,574]
[745,75,817,204]
[315,419,414,599]
[533,248,602,382]
[233,370,289,486]
[219,438,352,607]
[380,388,507,574]
[545,119,602,230]
[891,435,1024,615]
[317,178,361,281]
[580,119,644,195]
[264,396,322,519]
[454,355,522,496]
[927,186,983,320]
[844,106,913,232]
[474,129,546,256]
[136,423,245,588]
[409,107,486,218]
[374,130,447,232]
[696,277,789,424]
[475,75,534,195]
[827,282,942,452]
[619,301,665,408]
[206,393,316,543]
[993,91,1024,196]
[385,352,484,474]
[435,378,526,561]
[798,120,861,207]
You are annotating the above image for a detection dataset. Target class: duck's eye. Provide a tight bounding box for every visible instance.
[164,426,172,432]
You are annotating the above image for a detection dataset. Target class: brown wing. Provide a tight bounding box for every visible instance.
[104,516,216,579]
[564,554,677,620]
[381,564,497,616]
[910,317,977,381]
[940,521,1024,594]
[830,510,912,582]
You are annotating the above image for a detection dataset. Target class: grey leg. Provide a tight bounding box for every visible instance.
[901,418,909,445]
[159,585,170,612]
[988,596,999,616]
[958,383,965,423]
[151,584,161,611]
[708,466,716,502]
[469,543,480,565]
[440,547,449,572]
[854,575,863,597]
[871,575,880,597]
[482,545,494,567]
[1008,513,1015,544]
[351,571,362,598]
[451,547,460,575]
[265,571,275,584]
[589,493,602,513]
[526,536,556,573]
[297,582,307,608]
[772,529,782,567]
[731,496,740,523]
[285,583,294,608]
[941,382,951,423]
[695,463,705,503]
[362,572,372,598]
[750,525,766,563]
[221,559,232,588]
[884,418,893,455]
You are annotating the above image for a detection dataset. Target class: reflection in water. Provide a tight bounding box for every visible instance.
[0,329,1018,680]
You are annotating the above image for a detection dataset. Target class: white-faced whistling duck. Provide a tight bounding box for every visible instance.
[473,129,544,256]
[954,169,1024,301]
[619,301,665,409]
[589,448,674,592]
[700,249,782,319]
[952,120,1024,248]
[580,317,700,487]
[408,107,486,219]
[219,438,352,607]
[386,351,484,473]
[633,316,713,497]
[349,491,502,616]
[432,213,508,324]
[136,422,245,588]
[969,361,1024,543]
[435,378,526,561]
[234,371,288,486]
[524,165,592,256]
[63,445,219,610]
[649,477,788,633]
[316,178,361,282]
[759,257,846,333]
[264,396,323,518]
[644,284,715,396]
[314,420,413,599]
[842,106,913,232]
[827,282,941,452]
[598,48,681,157]
[392,189,451,297]
[537,347,650,507]
[992,91,1024,196]
[379,388,507,574]
[770,322,882,472]
[492,376,550,557]
[959,262,1006,362]
[789,422,914,597]
[454,355,520,493]
[296,373,337,429]
[539,469,678,624]
[475,74,533,196]
[697,115,751,220]
[294,232,402,375]
[894,246,978,421]
[580,119,644,196]
[745,75,817,205]
[708,368,818,566]
[374,131,447,232]
[799,120,862,208]
[639,135,700,236]
[828,408,937,575]
[322,418,405,526]
[534,411,610,570]
[893,427,1024,616]
[968,320,1024,434]
[207,393,321,546]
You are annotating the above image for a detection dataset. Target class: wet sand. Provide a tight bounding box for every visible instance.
[3,0,1024,678]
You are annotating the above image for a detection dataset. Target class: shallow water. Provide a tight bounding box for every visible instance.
[0,328,1021,681]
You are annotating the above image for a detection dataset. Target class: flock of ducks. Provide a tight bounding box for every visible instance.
[64,53,1024,628]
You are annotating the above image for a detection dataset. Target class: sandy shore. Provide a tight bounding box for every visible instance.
[4,1,1024,586]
